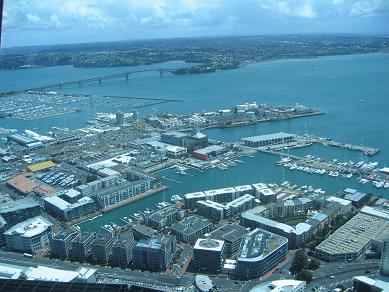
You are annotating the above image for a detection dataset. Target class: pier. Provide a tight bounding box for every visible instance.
[303,134,380,156]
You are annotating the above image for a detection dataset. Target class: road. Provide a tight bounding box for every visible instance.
[0,251,192,289]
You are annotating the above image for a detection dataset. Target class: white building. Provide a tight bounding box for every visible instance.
[249,279,306,292]
[4,216,53,254]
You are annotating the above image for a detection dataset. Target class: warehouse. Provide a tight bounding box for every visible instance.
[241,132,295,148]
[315,210,389,262]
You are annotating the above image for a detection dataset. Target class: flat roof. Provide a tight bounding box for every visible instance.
[146,205,179,223]
[197,200,225,211]
[234,185,254,192]
[204,187,236,196]
[6,174,39,194]
[237,228,287,262]
[327,196,352,206]
[171,215,212,236]
[184,192,206,200]
[27,161,57,172]
[25,266,79,282]
[4,216,52,238]
[242,132,294,143]
[360,206,389,220]
[316,212,389,255]
[0,198,40,214]
[210,224,248,243]
[194,238,224,251]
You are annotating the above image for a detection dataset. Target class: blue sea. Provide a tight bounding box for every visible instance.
[0,53,388,231]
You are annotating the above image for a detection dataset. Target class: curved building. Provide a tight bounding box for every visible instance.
[235,228,288,279]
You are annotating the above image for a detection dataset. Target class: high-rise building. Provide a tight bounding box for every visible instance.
[71,232,96,262]
[50,229,78,259]
[193,238,226,273]
[91,233,116,265]
[111,231,135,267]
[380,234,389,276]
[116,111,124,126]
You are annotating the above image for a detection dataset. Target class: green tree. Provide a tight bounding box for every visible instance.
[296,269,313,283]
[291,249,308,273]
[308,258,321,270]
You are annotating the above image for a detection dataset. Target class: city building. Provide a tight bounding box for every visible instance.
[380,233,389,276]
[4,216,53,254]
[171,215,213,242]
[71,232,96,262]
[49,229,78,259]
[161,130,208,152]
[131,224,158,241]
[193,238,226,273]
[235,228,288,279]
[340,188,370,208]
[248,280,306,292]
[252,183,277,203]
[6,174,39,194]
[210,224,248,256]
[0,198,42,226]
[192,145,227,160]
[0,215,7,246]
[91,233,116,265]
[241,206,312,249]
[241,132,295,148]
[353,275,389,292]
[132,235,176,272]
[111,231,135,267]
[326,196,353,214]
[315,210,389,262]
[267,198,313,219]
[44,194,96,222]
[196,194,255,221]
[116,111,124,126]
[146,141,187,157]
[144,205,184,230]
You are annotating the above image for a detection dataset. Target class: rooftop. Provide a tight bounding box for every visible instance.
[237,228,288,262]
[0,198,40,214]
[25,266,79,282]
[242,132,294,143]
[316,212,389,255]
[171,215,212,236]
[210,224,248,243]
[146,205,180,224]
[6,174,39,194]
[27,161,57,172]
[4,216,52,238]
[249,279,305,292]
[194,238,225,252]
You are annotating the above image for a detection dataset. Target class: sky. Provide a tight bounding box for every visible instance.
[2,0,389,48]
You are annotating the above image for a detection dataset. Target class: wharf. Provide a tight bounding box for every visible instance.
[303,134,380,156]
[100,185,168,213]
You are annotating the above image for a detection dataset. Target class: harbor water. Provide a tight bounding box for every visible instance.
[0,53,388,231]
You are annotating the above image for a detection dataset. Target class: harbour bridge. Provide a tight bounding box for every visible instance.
[0,68,175,97]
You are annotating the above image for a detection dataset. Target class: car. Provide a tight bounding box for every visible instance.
[330,276,335,279]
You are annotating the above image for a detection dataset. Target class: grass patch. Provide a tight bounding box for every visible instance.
[278,217,307,226]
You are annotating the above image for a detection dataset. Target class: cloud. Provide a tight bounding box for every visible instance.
[2,0,389,47]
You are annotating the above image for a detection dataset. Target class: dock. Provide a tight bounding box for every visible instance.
[303,134,380,156]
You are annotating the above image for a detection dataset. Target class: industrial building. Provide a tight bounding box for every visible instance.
[241,132,295,148]
[4,216,53,254]
[146,141,187,157]
[50,229,78,259]
[210,224,249,256]
[0,198,42,227]
[6,174,39,194]
[144,205,184,230]
[161,130,208,152]
[132,235,176,272]
[193,238,226,273]
[241,206,312,249]
[71,232,96,262]
[26,161,57,172]
[171,215,213,242]
[235,228,288,278]
[315,209,389,262]
[91,233,116,265]
[44,193,96,222]
[192,145,227,160]
[111,231,135,267]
